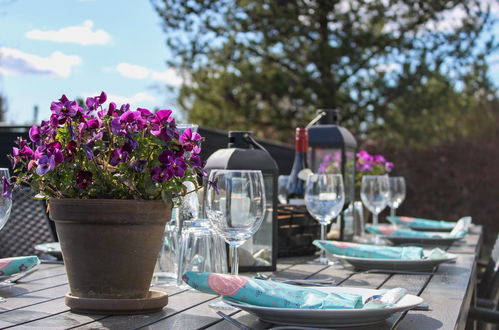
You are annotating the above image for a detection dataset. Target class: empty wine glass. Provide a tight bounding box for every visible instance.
[388,176,406,216]
[360,175,390,226]
[277,175,289,204]
[0,168,12,231]
[304,174,345,265]
[205,169,266,275]
[0,168,12,303]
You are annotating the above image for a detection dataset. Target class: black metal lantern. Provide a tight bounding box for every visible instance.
[307,109,357,241]
[204,131,279,272]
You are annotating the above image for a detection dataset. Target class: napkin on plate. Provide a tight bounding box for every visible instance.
[314,240,449,260]
[313,240,424,260]
[365,224,466,239]
[182,271,363,309]
[0,256,40,277]
[387,216,471,231]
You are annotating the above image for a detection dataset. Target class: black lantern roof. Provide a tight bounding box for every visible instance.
[204,131,279,174]
[308,109,357,149]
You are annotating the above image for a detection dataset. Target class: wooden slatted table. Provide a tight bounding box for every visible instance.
[0,226,482,329]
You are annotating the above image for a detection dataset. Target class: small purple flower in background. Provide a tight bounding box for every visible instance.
[358,162,373,172]
[385,162,394,172]
[76,170,93,189]
[151,166,170,182]
[109,148,128,166]
[36,155,56,175]
[2,177,12,198]
[373,155,386,165]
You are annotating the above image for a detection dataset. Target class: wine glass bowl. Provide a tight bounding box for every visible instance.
[387,177,406,216]
[304,174,345,265]
[205,169,266,275]
[360,175,390,226]
[0,168,12,231]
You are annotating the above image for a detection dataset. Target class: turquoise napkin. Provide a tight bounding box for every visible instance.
[387,216,455,230]
[0,256,40,277]
[313,240,424,260]
[182,271,363,309]
[365,225,466,238]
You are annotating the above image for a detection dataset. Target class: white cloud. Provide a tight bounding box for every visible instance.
[101,92,158,106]
[115,62,183,86]
[0,47,82,77]
[26,20,111,46]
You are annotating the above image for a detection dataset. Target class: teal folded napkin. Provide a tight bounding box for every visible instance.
[0,256,40,277]
[313,240,424,260]
[365,225,466,238]
[387,216,455,230]
[183,271,363,309]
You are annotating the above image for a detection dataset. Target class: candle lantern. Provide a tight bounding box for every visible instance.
[204,131,278,272]
[307,109,357,241]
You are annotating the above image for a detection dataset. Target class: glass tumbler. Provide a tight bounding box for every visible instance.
[177,219,227,287]
[152,223,179,286]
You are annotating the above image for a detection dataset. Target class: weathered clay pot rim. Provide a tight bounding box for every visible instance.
[49,198,172,224]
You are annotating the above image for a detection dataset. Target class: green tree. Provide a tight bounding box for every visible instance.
[153,0,497,142]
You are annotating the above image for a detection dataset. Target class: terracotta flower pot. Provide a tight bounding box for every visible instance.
[49,199,171,302]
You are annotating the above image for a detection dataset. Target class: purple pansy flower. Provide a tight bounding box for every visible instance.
[373,155,386,165]
[167,156,187,177]
[385,162,394,172]
[29,125,41,144]
[76,170,93,189]
[36,155,56,175]
[151,166,171,182]
[180,128,202,153]
[109,148,128,166]
[2,177,12,198]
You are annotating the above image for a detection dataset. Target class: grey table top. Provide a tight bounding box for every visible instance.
[0,226,482,330]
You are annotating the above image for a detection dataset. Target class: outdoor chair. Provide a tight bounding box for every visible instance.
[469,234,499,328]
[0,186,56,258]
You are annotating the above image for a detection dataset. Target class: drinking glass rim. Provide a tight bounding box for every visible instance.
[208,169,263,174]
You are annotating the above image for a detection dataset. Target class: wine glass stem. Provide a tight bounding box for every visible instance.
[390,208,396,216]
[230,245,239,275]
[373,213,378,226]
[320,224,327,261]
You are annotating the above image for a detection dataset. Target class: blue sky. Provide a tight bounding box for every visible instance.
[0,0,183,124]
[0,0,497,126]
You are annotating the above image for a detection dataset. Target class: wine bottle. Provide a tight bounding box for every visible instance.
[286,127,308,204]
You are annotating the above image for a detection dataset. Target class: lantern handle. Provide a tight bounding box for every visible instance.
[305,110,327,129]
[243,133,271,155]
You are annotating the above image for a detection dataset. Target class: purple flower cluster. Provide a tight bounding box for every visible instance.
[7,92,205,200]
[356,150,394,174]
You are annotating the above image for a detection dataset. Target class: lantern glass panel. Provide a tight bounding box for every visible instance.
[345,149,356,203]
[312,148,343,174]
[238,173,274,268]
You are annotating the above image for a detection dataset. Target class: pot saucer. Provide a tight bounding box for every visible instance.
[65,290,168,315]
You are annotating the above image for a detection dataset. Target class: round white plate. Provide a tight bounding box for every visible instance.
[333,251,457,272]
[382,235,462,247]
[34,242,62,259]
[224,286,423,327]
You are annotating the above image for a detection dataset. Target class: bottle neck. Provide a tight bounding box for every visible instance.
[295,128,308,153]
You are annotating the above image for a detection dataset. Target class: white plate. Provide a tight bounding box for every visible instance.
[34,242,62,259]
[382,235,462,247]
[333,251,457,272]
[224,286,423,327]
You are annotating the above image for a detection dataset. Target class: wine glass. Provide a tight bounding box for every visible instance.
[304,174,345,265]
[205,169,266,275]
[388,176,406,216]
[0,168,12,303]
[0,168,12,231]
[360,175,389,226]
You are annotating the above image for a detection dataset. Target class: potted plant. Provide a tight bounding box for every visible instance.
[4,92,205,314]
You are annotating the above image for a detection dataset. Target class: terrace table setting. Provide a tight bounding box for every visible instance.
[0,224,482,329]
